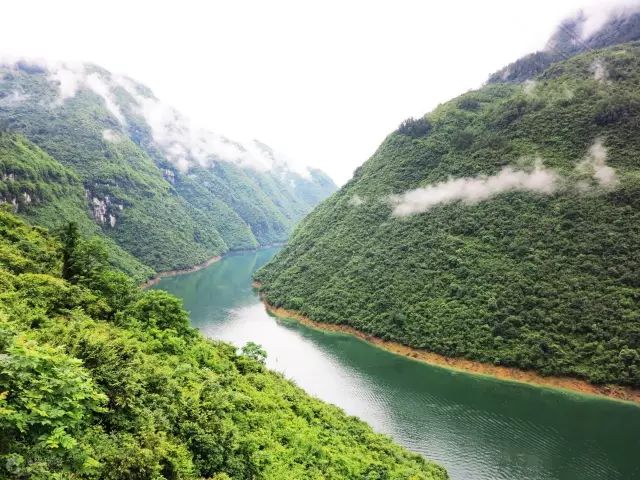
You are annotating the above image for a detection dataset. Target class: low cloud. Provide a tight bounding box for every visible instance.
[85,73,125,124]
[102,129,121,143]
[49,63,84,101]
[130,90,311,177]
[45,63,126,124]
[391,164,559,217]
[2,57,314,178]
[134,93,262,172]
[523,79,538,97]
[590,59,609,83]
[0,90,28,106]
[391,140,620,217]
[578,1,640,40]
[348,194,365,206]
[577,139,618,188]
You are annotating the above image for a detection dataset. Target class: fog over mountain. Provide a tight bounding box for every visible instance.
[0,58,336,277]
[490,1,640,83]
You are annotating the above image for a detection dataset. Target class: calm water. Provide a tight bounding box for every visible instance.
[154,248,640,480]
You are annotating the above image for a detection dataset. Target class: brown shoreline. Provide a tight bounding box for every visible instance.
[254,283,640,405]
[140,243,286,288]
[141,255,221,289]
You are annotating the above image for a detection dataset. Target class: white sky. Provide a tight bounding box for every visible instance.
[0,0,620,184]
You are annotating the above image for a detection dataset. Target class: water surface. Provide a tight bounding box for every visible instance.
[154,248,640,480]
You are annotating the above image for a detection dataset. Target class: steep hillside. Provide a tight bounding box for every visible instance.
[0,61,335,276]
[256,43,640,388]
[489,6,640,83]
[0,133,153,279]
[0,210,446,479]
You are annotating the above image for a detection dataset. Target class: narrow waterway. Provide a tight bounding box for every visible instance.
[153,247,640,480]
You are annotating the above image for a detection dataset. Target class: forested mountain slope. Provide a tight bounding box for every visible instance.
[0,61,335,278]
[0,133,154,279]
[0,210,446,479]
[256,43,640,388]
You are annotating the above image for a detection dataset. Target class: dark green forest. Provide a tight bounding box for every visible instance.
[255,44,640,388]
[0,210,446,479]
[0,62,335,279]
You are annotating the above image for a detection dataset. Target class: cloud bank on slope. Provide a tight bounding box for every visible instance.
[577,139,618,187]
[576,0,640,40]
[390,140,619,217]
[0,57,314,179]
[390,164,558,217]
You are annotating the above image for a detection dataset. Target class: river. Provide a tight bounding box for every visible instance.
[153,247,640,480]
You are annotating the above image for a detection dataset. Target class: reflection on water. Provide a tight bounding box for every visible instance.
[155,248,640,480]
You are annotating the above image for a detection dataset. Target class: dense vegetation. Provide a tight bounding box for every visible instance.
[0,62,335,277]
[0,210,446,479]
[0,133,154,280]
[256,44,640,388]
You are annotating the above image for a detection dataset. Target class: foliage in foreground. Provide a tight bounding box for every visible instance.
[256,44,640,388]
[0,210,446,480]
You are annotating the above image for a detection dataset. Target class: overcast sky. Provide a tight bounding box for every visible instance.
[0,0,623,184]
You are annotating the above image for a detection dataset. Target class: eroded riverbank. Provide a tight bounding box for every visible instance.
[141,255,221,288]
[255,283,640,405]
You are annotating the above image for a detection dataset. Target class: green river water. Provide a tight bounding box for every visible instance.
[154,247,640,480]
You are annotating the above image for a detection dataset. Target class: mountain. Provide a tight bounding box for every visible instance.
[0,61,336,279]
[0,209,446,479]
[255,37,640,385]
[489,5,640,83]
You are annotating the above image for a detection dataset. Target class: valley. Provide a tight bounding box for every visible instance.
[155,248,640,480]
[2,4,640,479]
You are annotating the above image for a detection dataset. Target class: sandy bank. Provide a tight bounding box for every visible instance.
[141,255,221,288]
[254,283,640,405]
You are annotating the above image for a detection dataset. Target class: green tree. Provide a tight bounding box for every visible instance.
[241,341,267,364]
[59,221,79,281]
[125,290,192,336]
[0,331,107,478]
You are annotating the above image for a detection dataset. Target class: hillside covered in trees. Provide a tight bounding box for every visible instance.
[255,42,640,388]
[0,209,446,479]
[0,62,335,279]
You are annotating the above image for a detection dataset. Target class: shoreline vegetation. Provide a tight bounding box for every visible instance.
[141,255,221,288]
[254,282,640,406]
[1,212,444,478]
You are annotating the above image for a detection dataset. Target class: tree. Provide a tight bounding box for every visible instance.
[58,223,110,288]
[241,342,267,364]
[0,332,107,477]
[396,117,431,138]
[59,221,79,281]
[125,290,192,336]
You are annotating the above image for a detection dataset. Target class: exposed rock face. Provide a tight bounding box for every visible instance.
[87,192,122,227]
[163,168,176,185]
[0,190,35,212]
[0,197,19,212]
[91,196,108,224]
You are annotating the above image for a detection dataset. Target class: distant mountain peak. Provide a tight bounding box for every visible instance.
[489,2,640,84]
